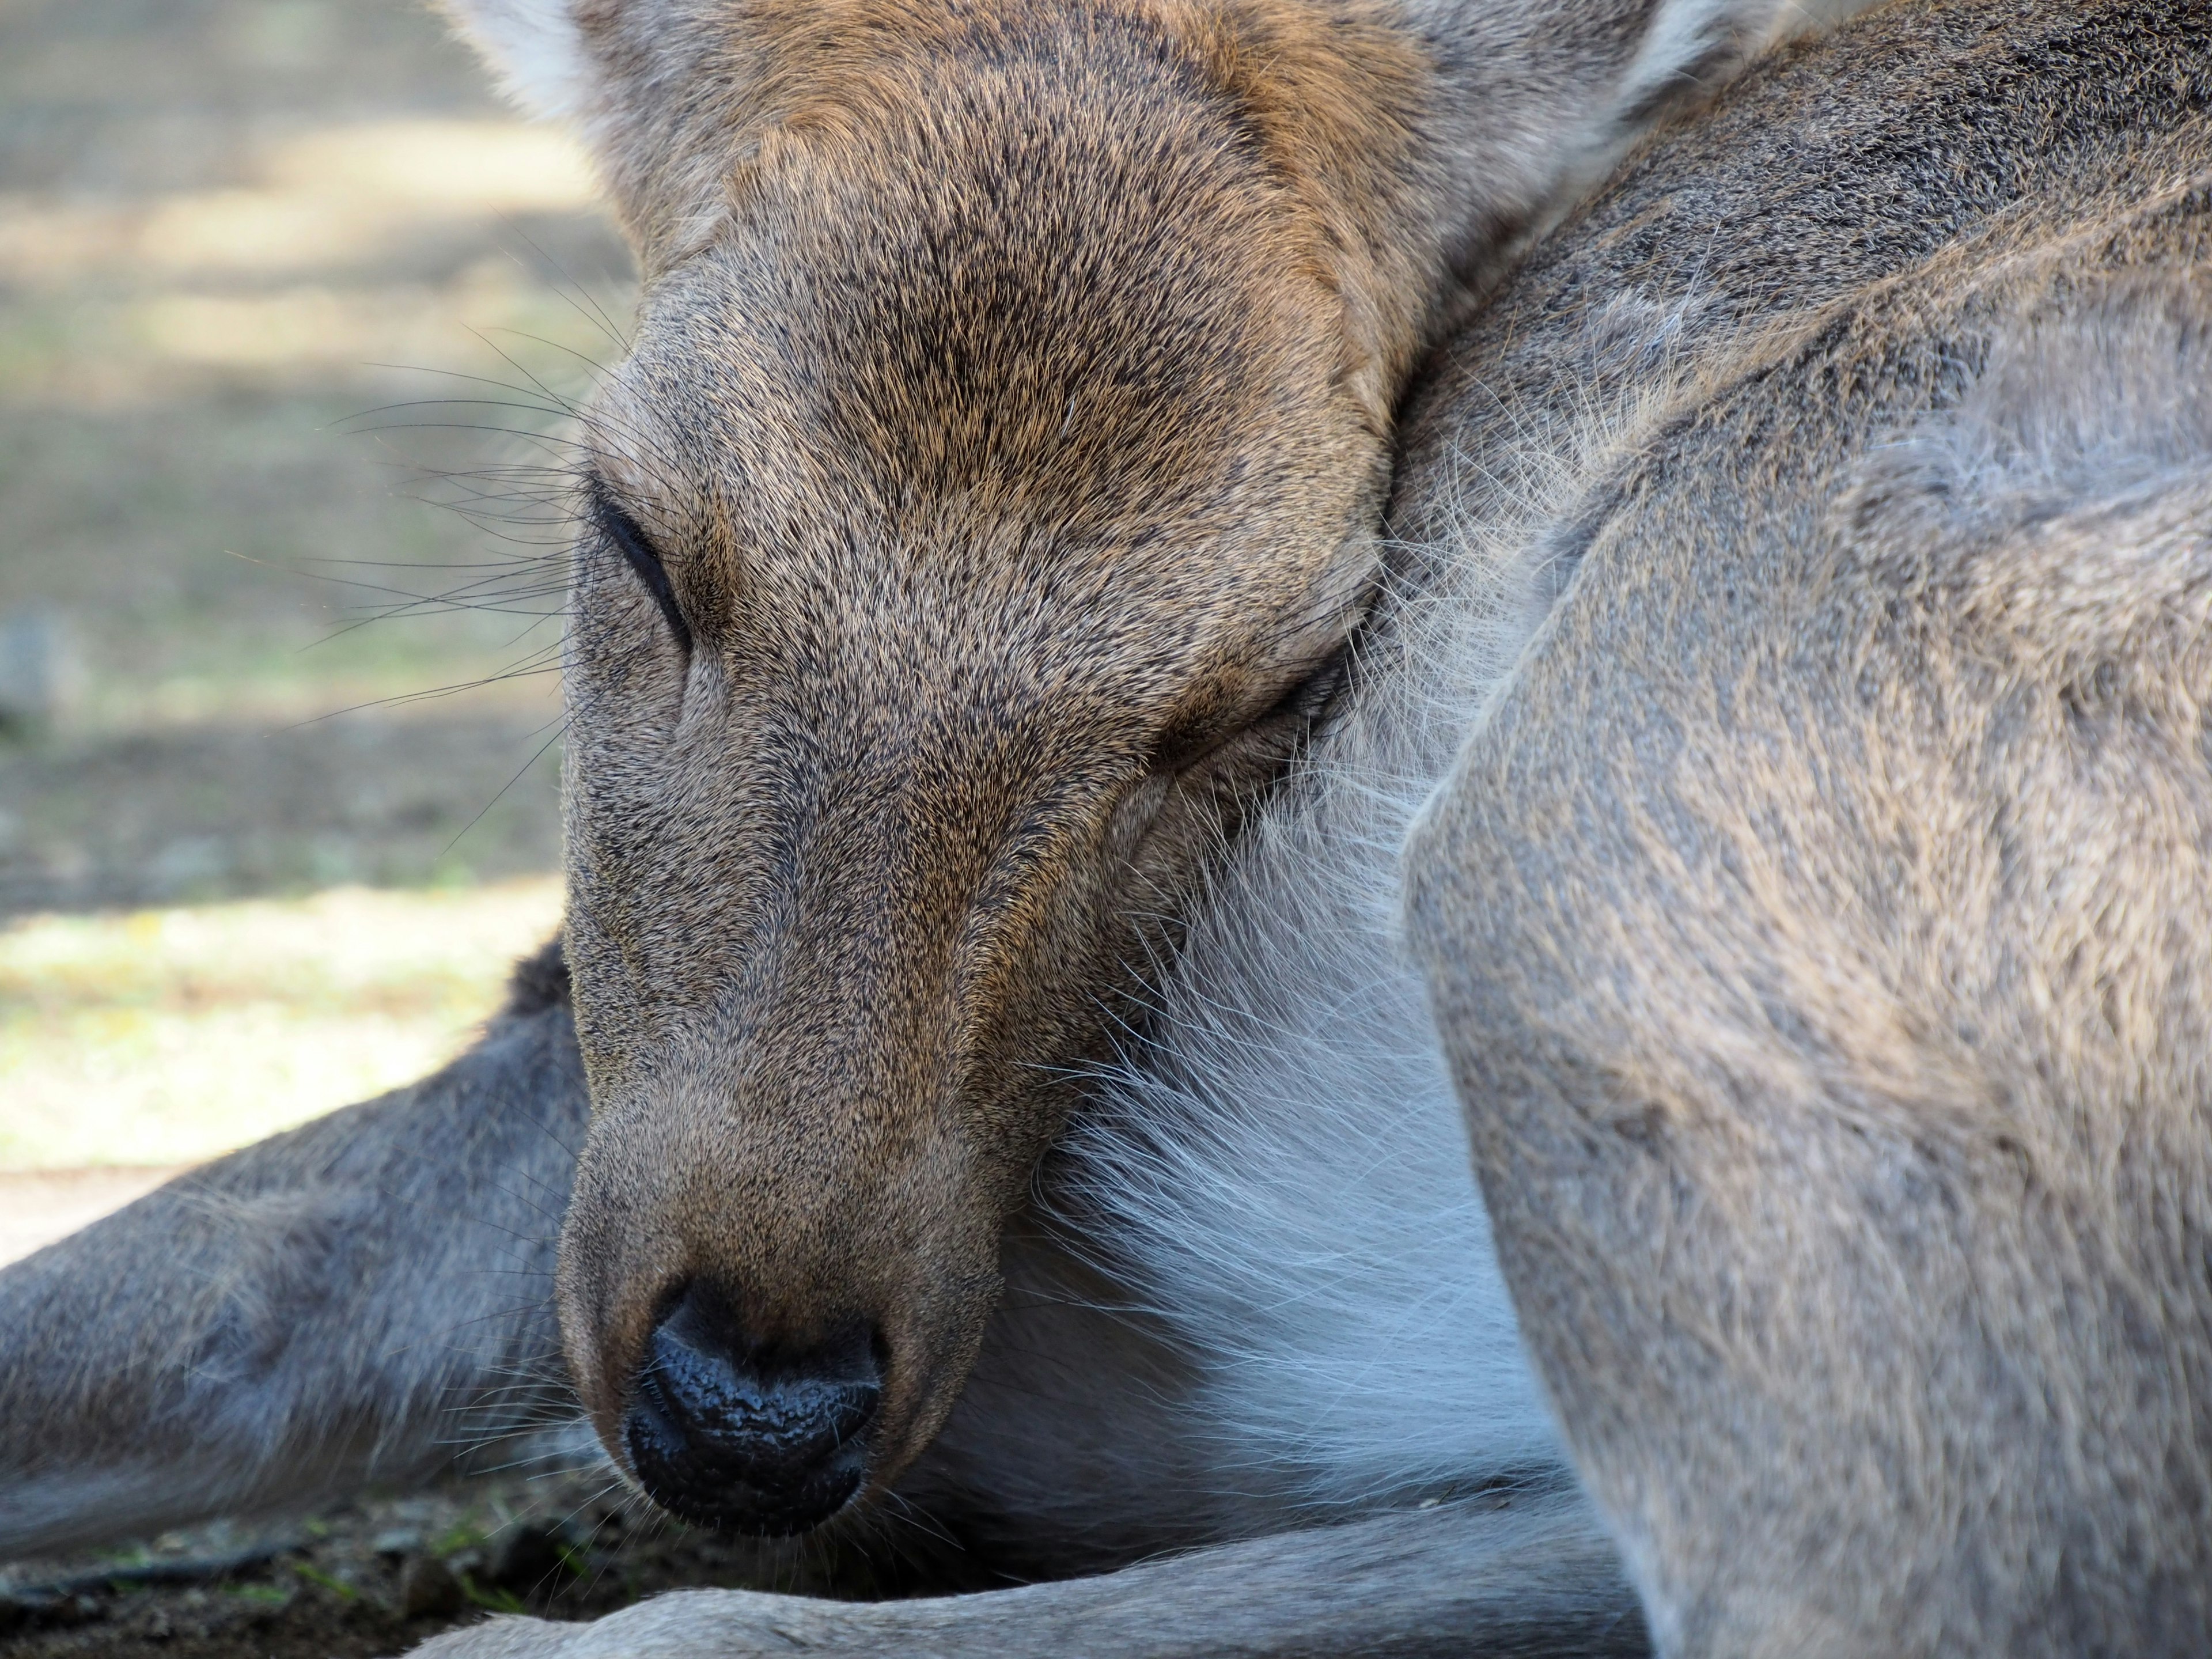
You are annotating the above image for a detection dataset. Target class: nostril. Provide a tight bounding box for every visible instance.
[638,1317,880,1464]
[622,1283,881,1535]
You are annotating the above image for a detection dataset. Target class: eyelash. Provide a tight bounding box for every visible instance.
[592,491,692,654]
[1264,645,1352,728]
[1152,645,1353,776]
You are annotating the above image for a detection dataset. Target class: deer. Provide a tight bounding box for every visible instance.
[6,0,2211,1653]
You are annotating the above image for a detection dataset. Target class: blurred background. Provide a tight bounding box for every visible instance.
[0,0,635,1258]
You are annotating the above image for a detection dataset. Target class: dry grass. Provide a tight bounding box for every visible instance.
[0,877,561,1170]
[0,0,632,726]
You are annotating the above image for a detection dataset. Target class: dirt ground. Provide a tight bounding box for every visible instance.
[0,0,627,918]
[0,707,561,916]
[2,1468,646,1658]
[0,1461,927,1659]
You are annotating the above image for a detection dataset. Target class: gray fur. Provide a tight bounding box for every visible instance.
[1406,5,2212,1649]
[0,958,584,1558]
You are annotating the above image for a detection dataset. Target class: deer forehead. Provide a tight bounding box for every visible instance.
[574,261,1382,692]
[589,157,1369,503]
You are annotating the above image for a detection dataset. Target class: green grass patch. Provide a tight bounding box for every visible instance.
[289,1560,358,1601]
[459,1575,527,1615]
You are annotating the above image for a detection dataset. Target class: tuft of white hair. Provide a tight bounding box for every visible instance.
[437,0,594,123]
[1037,259,1720,1526]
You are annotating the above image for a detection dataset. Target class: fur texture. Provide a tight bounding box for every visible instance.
[442,0,594,119]
[1407,7,2212,1648]
[0,974,586,1558]
[441,0,1845,1529]
[9,3,2209,1657]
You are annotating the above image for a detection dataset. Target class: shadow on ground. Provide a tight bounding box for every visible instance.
[0,710,561,916]
[0,1460,957,1659]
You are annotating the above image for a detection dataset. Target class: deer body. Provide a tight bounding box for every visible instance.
[6,1,2212,1654]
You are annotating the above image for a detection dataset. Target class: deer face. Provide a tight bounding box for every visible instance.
[525,5,1406,1530]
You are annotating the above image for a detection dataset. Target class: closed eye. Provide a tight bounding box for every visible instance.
[1259,642,1351,729]
[590,486,691,653]
[1151,642,1354,776]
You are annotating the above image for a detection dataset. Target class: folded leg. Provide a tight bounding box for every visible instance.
[0,944,586,1558]
[1408,226,2212,1654]
[412,1488,1645,1658]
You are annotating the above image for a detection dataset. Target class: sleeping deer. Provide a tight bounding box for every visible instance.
[6,0,2211,1653]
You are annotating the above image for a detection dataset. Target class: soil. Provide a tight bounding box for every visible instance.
[0,707,563,918]
[0,1464,876,1659]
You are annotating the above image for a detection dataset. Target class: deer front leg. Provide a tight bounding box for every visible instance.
[411,1489,1646,1658]
[0,947,586,1558]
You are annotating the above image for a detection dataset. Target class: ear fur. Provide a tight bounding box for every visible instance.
[437,0,595,122]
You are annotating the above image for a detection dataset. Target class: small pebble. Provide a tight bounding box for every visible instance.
[399,1555,465,1620]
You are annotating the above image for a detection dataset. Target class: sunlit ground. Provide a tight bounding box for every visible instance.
[0,876,561,1171]
[1,0,635,915]
[0,0,611,1242]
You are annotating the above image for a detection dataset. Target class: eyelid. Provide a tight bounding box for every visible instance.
[590,486,692,654]
[1153,643,1353,776]
[1264,642,1351,726]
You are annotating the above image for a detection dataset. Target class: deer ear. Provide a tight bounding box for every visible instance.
[438,0,596,122]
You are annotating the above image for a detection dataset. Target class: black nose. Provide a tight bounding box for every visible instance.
[622,1283,880,1535]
